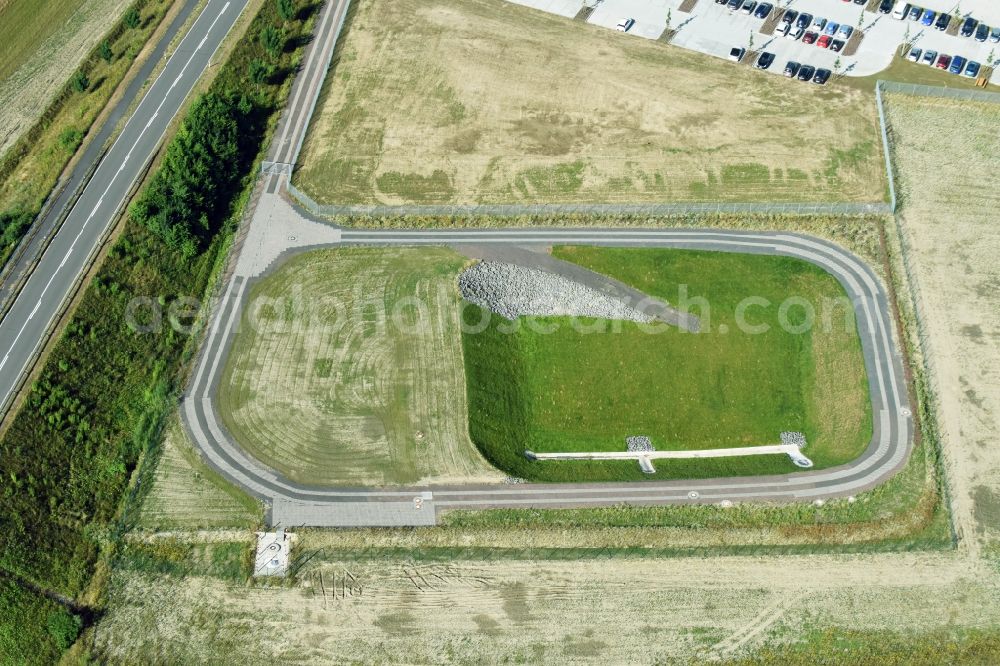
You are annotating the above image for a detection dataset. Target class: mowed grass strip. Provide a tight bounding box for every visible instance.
[295,0,885,206]
[139,420,262,530]
[463,247,871,482]
[218,247,503,487]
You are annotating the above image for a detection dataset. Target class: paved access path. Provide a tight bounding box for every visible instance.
[182,181,914,527]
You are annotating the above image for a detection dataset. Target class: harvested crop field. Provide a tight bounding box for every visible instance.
[463,247,870,482]
[218,247,503,487]
[294,0,885,206]
[91,550,1000,664]
[883,93,1000,549]
[0,0,131,157]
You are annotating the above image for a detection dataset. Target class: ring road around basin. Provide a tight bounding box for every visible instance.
[182,215,914,526]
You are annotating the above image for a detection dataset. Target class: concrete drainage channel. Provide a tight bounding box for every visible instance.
[525,432,813,475]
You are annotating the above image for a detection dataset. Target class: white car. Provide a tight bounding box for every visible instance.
[891,1,909,20]
[616,17,635,32]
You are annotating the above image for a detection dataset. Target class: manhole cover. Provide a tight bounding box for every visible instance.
[688,491,700,499]
[288,235,297,241]
[901,407,912,417]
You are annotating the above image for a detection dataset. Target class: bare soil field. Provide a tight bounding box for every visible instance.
[295,0,885,206]
[884,94,1000,551]
[0,0,131,158]
[218,247,504,487]
[90,551,999,663]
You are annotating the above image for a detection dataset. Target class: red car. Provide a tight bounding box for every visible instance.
[803,31,818,44]
[817,34,832,48]
[935,54,952,69]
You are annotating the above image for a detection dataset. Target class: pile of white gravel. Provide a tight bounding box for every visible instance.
[458,261,653,322]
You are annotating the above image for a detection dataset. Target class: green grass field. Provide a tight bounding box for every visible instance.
[463,246,871,482]
[0,0,90,84]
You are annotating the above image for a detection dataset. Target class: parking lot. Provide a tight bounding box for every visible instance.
[509,0,1000,85]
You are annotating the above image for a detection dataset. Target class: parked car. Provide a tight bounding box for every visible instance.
[797,64,816,81]
[729,46,746,62]
[784,61,801,77]
[783,9,798,25]
[920,9,935,26]
[727,0,741,9]
[788,26,805,40]
[803,31,818,45]
[935,53,951,69]
[775,22,791,37]
[991,26,1000,43]
[741,0,757,14]
[948,55,967,74]
[961,17,978,37]
[891,2,909,20]
[796,13,813,29]
[817,35,832,49]
[921,49,938,65]
[812,16,827,31]
[830,39,845,52]
[824,22,839,36]
[964,60,981,78]
[879,0,894,14]
[813,68,831,84]
[839,24,853,39]
[906,6,921,21]
[906,46,921,62]
[715,0,727,4]
[754,3,773,19]
[975,23,990,42]
[935,12,951,31]
[755,51,775,69]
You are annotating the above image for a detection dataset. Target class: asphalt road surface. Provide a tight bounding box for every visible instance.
[0,0,248,417]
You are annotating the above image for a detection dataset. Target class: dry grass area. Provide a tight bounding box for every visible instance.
[90,551,999,663]
[0,0,131,157]
[218,247,503,487]
[884,94,1000,551]
[138,419,262,530]
[295,0,885,206]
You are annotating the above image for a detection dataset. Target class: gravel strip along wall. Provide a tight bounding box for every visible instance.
[459,260,654,322]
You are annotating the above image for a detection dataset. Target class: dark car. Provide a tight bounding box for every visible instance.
[797,64,816,81]
[965,60,982,78]
[935,12,951,31]
[755,51,775,69]
[727,0,741,9]
[878,0,893,13]
[948,55,967,74]
[754,2,773,19]
[961,17,978,37]
[906,6,921,21]
[812,68,831,84]
[741,0,757,14]
[803,30,818,44]
[975,23,990,42]
[796,13,813,29]
[784,60,801,77]
[783,9,798,24]
[935,53,952,69]
[830,39,845,52]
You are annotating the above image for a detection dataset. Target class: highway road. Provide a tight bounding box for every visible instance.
[0,0,248,417]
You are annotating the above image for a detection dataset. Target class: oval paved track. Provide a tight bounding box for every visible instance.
[182,226,914,520]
